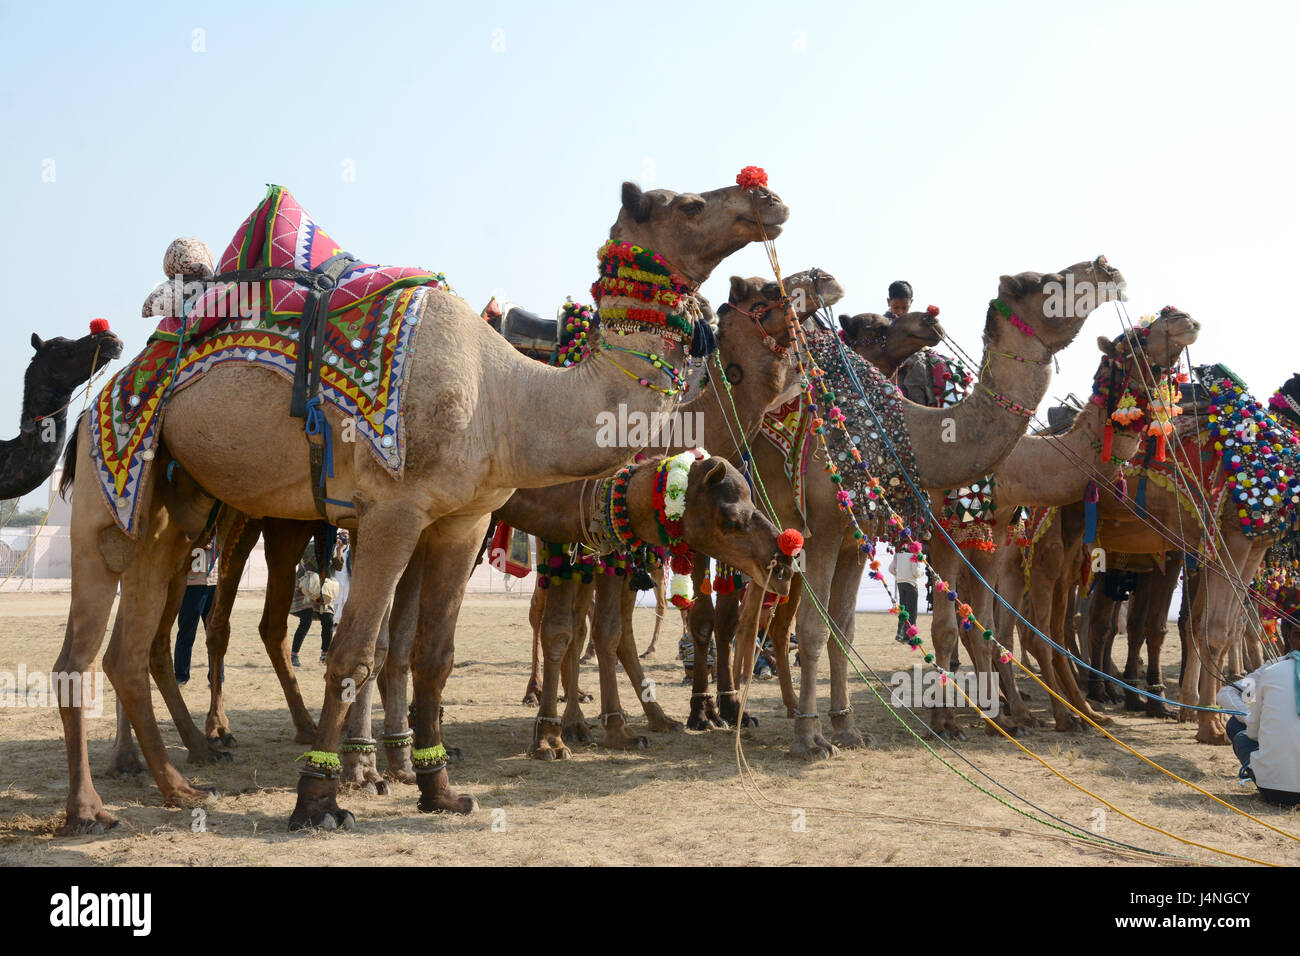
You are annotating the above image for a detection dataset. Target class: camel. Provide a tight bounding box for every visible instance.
[688,305,947,729]
[923,310,1200,738]
[1002,368,1300,744]
[1,324,121,500]
[838,309,944,377]
[53,176,789,833]
[746,258,1126,758]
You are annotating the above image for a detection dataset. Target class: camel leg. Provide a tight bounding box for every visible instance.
[378,554,423,782]
[530,576,579,758]
[105,696,146,777]
[963,546,1027,736]
[639,564,666,658]
[714,587,746,726]
[685,563,726,729]
[523,584,544,705]
[1189,536,1265,745]
[925,539,965,740]
[101,498,216,809]
[790,544,838,760]
[253,518,320,744]
[289,502,426,830]
[768,584,800,718]
[1138,560,1180,720]
[340,601,391,794]
[561,580,596,744]
[826,538,870,749]
[614,580,681,732]
[590,573,647,749]
[406,519,483,814]
[144,573,226,763]
[201,514,260,747]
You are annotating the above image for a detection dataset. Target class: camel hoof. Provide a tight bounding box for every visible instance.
[686,714,729,731]
[1195,729,1230,746]
[522,693,540,706]
[790,737,839,761]
[417,793,477,815]
[740,714,759,728]
[562,721,593,746]
[831,729,868,749]
[290,809,351,832]
[1147,705,1179,721]
[639,649,656,659]
[192,747,233,765]
[106,750,147,778]
[219,732,237,748]
[59,809,119,837]
[360,780,390,797]
[646,715,683,733]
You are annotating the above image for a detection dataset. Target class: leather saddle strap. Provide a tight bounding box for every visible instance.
[292,253,358,418]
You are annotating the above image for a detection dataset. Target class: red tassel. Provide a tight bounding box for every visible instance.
[1101,422,1113,463]
[1154,432,1167,462]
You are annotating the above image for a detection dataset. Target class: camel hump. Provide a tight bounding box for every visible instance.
[498,305,558,362]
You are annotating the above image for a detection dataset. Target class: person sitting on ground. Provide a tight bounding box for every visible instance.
[753,627,777,680]
[1217,620,1300,807]
[678,630,716,684]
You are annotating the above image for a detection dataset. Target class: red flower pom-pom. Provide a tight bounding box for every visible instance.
[670,554,693,575]
[777,528,804,556]
[736,166,768,191]
[89,318,111,334]
[926,305,940,318]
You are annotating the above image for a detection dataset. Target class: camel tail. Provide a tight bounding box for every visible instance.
[58,412,85,500]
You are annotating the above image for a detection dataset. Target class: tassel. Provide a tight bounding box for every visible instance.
[1101,421,1114,463]
[1153,431,1167,462]
[1135,473,1149,519]
[689,315,717,358]
[1115,474,1128,501]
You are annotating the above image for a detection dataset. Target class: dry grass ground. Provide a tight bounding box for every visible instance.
[0,590,1295,866]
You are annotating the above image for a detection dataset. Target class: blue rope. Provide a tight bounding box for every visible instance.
[817,314,1240,716]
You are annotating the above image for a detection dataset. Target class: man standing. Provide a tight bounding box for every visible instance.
[174,534,220,686]
[890,545,926,644]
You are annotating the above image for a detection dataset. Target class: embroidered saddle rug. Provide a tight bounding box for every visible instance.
[91,185,453,534]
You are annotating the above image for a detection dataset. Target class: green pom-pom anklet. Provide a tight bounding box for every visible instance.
[297,749,342,777]
[411,743,449,773]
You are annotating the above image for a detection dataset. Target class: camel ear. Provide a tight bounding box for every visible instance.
[839,313,863,340]
[621,181,652,223]
[31,332,43,350]
[1097,335,1121,358]
[728,275,751,304]
[698,457,728,489]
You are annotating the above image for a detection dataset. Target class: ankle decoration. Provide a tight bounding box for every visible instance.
[597,711,627,726]
[828,706,854,718]
[381,731,413,749]
[297,750,342,778]
[339,738,377,755]
[411,743,449,774]
[794,712,819,720]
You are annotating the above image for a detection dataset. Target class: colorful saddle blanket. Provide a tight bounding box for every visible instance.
[91,185,453,534]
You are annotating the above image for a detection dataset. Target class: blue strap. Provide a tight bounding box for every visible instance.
[304,396,334,485]
[1082,480,1099,546]
[1135,472,1149,519]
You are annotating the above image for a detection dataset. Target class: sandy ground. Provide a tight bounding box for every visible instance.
[0,589,1295,867]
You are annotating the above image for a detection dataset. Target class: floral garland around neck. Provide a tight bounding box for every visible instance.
[653,450,709,608]
[554,299,596,367]
[591,241,696,345]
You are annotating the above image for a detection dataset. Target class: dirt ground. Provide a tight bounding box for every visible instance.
[0,590,1295,866]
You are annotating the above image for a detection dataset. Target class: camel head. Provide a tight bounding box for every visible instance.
[679,457,795,595]
[1271,374,1300,431]
[1094,306,1200,375]
[28,327,123,395]
[839,309,945,375]
[716,268,844,349]
[611,180,790,288]
[987,256,1127,354]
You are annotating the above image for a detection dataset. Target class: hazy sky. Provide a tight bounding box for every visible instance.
[2,0,1297,509]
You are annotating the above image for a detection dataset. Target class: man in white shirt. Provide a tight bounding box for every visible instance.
[889,546,926,644]
[1217,622,1300,807]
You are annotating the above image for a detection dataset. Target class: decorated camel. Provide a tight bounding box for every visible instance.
[921,310,1200,738]
[53,173,789,834]
[1001,364,1300,743]
[741,258,1126,758]
[686,303,947,729]
[1,323,121,500]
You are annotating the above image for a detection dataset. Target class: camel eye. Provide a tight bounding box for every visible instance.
[679,197,705,216]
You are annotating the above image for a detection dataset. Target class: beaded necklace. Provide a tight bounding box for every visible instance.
[591,241,697,345]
